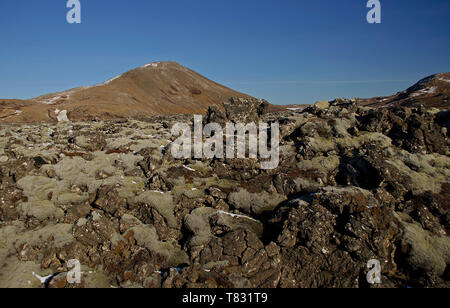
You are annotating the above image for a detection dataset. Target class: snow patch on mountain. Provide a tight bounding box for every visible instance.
[438,77,450,83]
[41,96,62,105]
[55,109,69,122]
[411,86,437,97]
[144,62,159,68]
[102,74,122,85]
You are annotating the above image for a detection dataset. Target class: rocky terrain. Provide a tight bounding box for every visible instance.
[0,96,448,288]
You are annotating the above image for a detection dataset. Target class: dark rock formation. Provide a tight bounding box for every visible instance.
[0,98,449,288]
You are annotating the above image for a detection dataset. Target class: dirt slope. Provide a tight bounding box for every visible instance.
[0,61,253,123]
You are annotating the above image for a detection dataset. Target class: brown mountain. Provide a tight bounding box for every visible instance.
[0,61,254,123]
[357,73,450,109]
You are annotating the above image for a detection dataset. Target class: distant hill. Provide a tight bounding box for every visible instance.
[357,73,450,109]
[0,61,254,123]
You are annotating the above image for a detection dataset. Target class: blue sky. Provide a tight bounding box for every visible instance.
[0,0,449,105]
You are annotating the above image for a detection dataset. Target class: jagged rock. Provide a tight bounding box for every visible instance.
[206,97,269,124]
[184,207,264,248]
[359,107,448,155]
[94,186,127,216]
[178,229,281,288]
[73,211,116,246]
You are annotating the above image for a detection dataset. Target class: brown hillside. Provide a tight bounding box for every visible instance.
[0,61,254,123]
[357,73,450,109]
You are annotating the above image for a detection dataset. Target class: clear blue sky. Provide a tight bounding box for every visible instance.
[0,0,449,105]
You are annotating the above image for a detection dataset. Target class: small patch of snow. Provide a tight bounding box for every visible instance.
[2,110,23,120]
[426,86,437,94]
[39,93,71,105]
[144,62,159,68]
[287,108,301,111]
[43,97,59,105]
[55,109,69,122]
[102,74,122,85]
[150,190,165,194]
[438,77,450,83]
[183,165,196,172]
[32,272,54,284]
[411,86,437,97]
[217,210,259,223]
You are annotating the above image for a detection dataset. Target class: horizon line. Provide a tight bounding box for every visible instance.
[226,79,415,86]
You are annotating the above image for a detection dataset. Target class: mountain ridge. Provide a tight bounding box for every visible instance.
[1,65,449,124]
[357,72,450,109]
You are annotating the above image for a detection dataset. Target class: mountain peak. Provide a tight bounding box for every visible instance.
[0,62,253,123]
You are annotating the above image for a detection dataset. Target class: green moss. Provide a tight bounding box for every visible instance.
[131,224,188,267]
[0,259,54,288]
[296,155,340,173]
[17,176,59,201]
[306,137,336,153]
[185,207,264,247]
[39,153,145,200]
[13,223,74,250]
[130,139,167,153]
[200,177,238,191]
[332,118,355,138]
[335,132,392,152]
[18,201,64,221]
[134,191,177,228]
[292,177,321,192]
[386,156,449,194]
[81,265,115,288]
[74,135,91,149]
[173,185,205,199]
[395,212,450,276]
[314,101,330,110]
[184,208,215,247]
[117,177,146,200]
[0,138,8,156]
[8,143,58,161]
[228,189,286,215]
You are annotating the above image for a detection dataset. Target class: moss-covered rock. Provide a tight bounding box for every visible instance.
[228,189,286,215]
[18,201,64,221]
[130,224,189,267]
[396,212,450,276]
